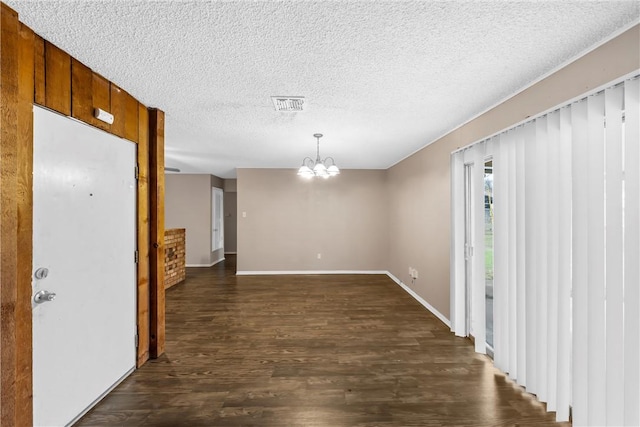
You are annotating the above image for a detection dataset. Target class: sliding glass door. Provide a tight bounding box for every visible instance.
[484,160,494,351]
[464,163,473,337]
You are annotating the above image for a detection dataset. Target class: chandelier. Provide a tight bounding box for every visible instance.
[297,133,340,178]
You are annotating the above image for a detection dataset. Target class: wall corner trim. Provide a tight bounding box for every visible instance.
[386,272,451,328]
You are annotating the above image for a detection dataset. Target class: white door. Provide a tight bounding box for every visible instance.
[212,187,224,251]
[32,106,137,427]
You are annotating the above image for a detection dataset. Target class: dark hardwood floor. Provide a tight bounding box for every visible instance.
[78,256,569,426]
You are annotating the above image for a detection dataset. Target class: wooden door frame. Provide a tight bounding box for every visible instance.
[0,4,165,425]
[1,8,35,426]
[149,109,166,359]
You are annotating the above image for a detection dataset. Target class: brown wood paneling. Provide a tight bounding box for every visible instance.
[110,84,126,138]
[0,6,19,424]
[33,34,45,105]
[148,108,165,359]
[124,91,139,143]
[16,22,35,427]
[92,72,111,132]
[71,61,120,133]
[4,5,154,419]
[44,41,71,115]
[137,104,150,367]
[71,59,93,124]
[1,4,34,426]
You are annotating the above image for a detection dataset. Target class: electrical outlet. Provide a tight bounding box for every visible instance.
[317,253,322,259]
[414,269,419,279]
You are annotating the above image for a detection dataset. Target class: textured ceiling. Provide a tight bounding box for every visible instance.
[8,1,639,178]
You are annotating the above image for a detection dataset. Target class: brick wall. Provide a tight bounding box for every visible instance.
[164,228,186,289]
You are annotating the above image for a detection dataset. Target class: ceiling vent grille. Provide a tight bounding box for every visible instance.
[271,96,305,112]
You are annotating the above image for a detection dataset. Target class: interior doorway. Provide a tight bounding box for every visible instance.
[212,187,224,252]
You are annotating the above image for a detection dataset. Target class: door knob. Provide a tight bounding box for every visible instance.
[34,290,56,304]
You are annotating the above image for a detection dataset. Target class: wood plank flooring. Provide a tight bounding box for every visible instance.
[78,256,570,426]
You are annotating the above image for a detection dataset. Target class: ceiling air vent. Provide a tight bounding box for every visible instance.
[271,96,305,112]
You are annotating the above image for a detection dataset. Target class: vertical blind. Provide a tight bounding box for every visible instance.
[450,75,639,425]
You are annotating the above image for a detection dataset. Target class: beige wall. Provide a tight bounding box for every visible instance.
[224,178,237,192]
[237,169,388,272]
[387,24,640,319]
[165,174,225,266]
[223,179,238,253]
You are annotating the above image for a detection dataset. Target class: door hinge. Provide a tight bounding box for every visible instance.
[134,250,139,264]
[135,164,140,180]
[135,333,139,348]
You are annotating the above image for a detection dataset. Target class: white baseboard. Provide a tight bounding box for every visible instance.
[385,272,451,328]
[186,257,225,268]
[236,270,388,276]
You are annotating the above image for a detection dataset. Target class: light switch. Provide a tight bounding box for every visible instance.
[242,212,247,218]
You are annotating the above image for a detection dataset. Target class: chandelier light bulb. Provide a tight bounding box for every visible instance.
[297,133,340,178]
